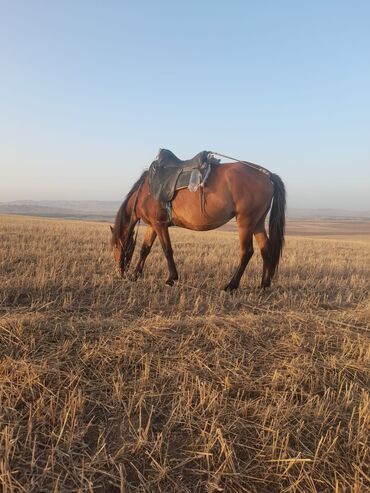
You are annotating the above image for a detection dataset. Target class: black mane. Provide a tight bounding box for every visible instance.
[111,170,148,246]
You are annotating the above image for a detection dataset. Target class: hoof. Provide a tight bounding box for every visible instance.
[223,283,238,292]
[165,279,175,287]
[260,283,271,290]
[131,271,143,282]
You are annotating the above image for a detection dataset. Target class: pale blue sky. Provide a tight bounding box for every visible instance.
[1,0,369,209]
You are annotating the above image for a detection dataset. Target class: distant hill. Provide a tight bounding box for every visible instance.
[0,200,369,221]
[287,208,370,219]
[0,200,120,221]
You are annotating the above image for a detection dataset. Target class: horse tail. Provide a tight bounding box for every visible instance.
[268,173,286,277]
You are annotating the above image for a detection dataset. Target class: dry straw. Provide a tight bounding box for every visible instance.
[0,215,369,492]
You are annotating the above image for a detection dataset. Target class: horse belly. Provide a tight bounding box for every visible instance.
[171,188,235,231]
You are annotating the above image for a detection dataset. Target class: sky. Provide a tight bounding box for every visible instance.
[1,0,369,210]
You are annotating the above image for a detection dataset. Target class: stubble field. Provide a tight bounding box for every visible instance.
[0,215,369,492]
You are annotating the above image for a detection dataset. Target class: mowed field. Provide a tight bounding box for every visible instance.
[0,215,369,493]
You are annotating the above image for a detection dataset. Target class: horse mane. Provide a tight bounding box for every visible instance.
[112,170,148,246]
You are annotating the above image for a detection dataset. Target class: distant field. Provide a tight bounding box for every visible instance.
[1,211,369,241]
[286,218,370,240]
[220,217,370,240]
[0,215,369,492]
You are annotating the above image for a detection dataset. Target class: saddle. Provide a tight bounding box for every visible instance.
[148,149,213,202]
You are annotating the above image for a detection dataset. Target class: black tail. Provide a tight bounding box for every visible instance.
[268,173,286,278]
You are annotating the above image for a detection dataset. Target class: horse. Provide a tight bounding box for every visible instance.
[110,158,286,291]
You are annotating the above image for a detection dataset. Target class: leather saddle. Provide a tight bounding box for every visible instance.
[148,149,211,202]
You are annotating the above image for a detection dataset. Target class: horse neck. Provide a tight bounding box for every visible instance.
[123,193,138,236]
[117,175,145,245]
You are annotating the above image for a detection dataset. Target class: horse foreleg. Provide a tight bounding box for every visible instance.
[155,226,178,286]
[132,226,157,280]
[224,218,254,291]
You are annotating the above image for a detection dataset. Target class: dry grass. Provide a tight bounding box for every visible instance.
[0,214,369,493]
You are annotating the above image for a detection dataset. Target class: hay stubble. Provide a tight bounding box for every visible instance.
[0,215,369,492]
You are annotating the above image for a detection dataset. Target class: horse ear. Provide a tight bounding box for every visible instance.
[110,225,114,234]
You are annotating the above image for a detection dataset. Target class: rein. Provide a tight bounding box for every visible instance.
[210,151,270,177]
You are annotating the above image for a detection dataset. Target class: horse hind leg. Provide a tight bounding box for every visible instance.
[224,217,254,291]
[254,221,273,289]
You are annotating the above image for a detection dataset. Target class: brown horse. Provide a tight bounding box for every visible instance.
[111,160,286,290]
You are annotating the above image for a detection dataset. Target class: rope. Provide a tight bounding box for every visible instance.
[211,151,271,177]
